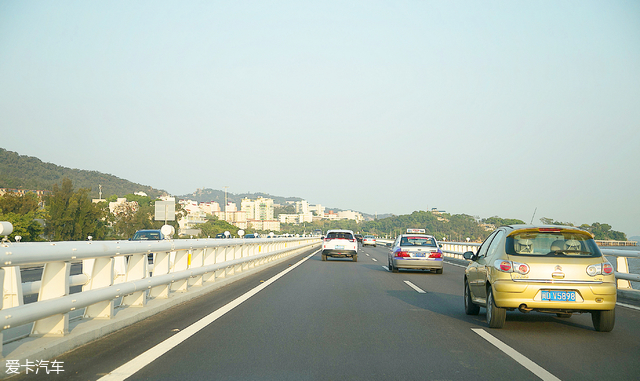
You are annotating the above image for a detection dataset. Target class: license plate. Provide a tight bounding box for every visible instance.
[335,245,344,250]
[415,252,426,257]
[541,290,576,302]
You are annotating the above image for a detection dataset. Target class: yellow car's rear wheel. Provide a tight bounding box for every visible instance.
[591,309,615,332]
[486,288,506,328]
[464,281,480,315]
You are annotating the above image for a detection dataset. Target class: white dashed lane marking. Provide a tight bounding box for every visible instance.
[472,328,561,381]
[404,281,426,294]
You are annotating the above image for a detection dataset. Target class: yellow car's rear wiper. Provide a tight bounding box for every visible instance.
[546,250,591,256]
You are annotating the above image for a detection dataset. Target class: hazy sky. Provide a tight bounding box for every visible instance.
[1,1,639,236]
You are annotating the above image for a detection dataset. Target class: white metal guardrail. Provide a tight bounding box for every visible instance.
[0,235,321,355]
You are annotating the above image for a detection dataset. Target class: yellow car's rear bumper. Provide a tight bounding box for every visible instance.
[493,280,617,311]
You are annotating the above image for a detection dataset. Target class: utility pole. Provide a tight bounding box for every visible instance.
[223,186,229,222]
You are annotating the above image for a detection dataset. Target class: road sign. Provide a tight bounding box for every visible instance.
[155,200,176,221]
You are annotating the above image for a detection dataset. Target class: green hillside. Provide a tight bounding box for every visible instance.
[0,148,166,198]
[180,188,303,206]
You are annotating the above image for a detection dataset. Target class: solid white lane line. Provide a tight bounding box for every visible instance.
[98,250,320,381]
[404,281,426,294]
[617,302,640,311]
[472,328,561,381]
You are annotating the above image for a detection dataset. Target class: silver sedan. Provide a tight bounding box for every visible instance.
[388,233,444,273]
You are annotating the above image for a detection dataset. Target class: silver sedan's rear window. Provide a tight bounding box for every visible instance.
[400,236,437,247]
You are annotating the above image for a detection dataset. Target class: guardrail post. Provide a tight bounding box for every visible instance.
[122,254,148,307]
[31,262,70,336]
[83,258,115,318]
[234,245,243,274]
[149,252,170,299]
[189,248,204,287]
[247,244,256,269]
[113,256,127,284]
[171,250,190,293]
[242,245,251,271]
[202,248,216,283]
[224,245,235,277]
[215,246,227,280]
[616,257,632,289]
[2,266,23,309]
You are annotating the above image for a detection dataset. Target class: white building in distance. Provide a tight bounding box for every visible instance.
[241,197,275,221]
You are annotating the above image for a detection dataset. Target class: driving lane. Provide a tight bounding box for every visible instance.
[123,246,537,381]
[360,244,640,381]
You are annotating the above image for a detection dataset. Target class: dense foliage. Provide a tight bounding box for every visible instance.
[183,188,302,207]
[0,148,165,199]
[539,217,627,241]
[0,179,187,241]
[196,217,240,238]
[0,192,45,241]
[45,178,107,241]
[482,216,526,227]
[279,211,492,242]
[278,212,629,243]
[105,193,185,240]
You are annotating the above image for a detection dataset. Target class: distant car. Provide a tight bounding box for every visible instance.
[322,229,358,262]
[215,233,232,239]
[362,235,376,247]
[131,229,165,240]
[355,234,364,243]
[130,229,165,264]
[245,233,260,238]
[462,225,616,331]
[388,230,443,273]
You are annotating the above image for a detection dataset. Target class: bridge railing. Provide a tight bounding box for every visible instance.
[600,248,640,288]
[0,236,321,355]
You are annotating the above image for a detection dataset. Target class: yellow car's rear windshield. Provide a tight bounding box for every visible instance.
[506,230,601,257]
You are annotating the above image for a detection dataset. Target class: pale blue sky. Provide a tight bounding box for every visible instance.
[1,1,639,236]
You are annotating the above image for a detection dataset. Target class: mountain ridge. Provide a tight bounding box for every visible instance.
[0,148,166,198]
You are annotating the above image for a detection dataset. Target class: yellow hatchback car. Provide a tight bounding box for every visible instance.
[463,225,616,331]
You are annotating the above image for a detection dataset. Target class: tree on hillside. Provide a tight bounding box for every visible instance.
[274,204,296,217]
[45,178,106,241]
[0,192,45,241]
[484,216,526,227]
[0,192,40,214]
[105,195,184,240]
[539,217,573,226]
[197,217,239,238]
[580,222,627,241]
[538,218,626,240]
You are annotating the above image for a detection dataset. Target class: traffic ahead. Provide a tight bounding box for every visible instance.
[12,241,640,380]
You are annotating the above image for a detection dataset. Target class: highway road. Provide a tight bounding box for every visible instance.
[12,244,640,380]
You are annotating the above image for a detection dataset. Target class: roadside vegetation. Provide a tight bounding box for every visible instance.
[0,179,629,243]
